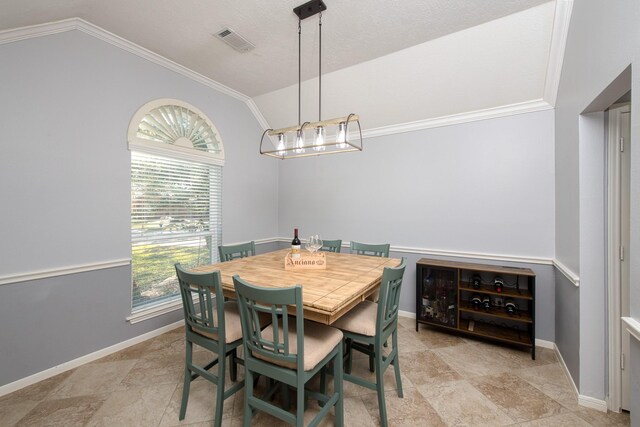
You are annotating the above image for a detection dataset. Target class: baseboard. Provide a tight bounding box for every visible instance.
[578,394,608,413]
[0,320,183,398]
[398,310,416,319]
[553,343,608,413]
[535,339,554,349]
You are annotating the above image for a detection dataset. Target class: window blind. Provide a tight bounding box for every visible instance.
[131,151,222,310]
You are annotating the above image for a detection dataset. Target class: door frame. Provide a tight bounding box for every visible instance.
[606,103,630,412]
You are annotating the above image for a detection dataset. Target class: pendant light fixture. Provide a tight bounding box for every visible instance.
[260,0,363,159]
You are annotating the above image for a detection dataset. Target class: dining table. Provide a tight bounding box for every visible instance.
[191,248,401,325]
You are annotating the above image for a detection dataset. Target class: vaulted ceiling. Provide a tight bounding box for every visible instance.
[0,0,563,132]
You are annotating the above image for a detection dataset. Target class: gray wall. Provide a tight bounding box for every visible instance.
[0,30,278,387]
[277,110,557,341]
[554,0,640,413]
[555,271,580,389]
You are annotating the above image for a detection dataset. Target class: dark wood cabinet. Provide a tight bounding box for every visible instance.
[416,258,536,359]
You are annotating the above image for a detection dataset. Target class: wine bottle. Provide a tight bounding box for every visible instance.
[291,228,301,259]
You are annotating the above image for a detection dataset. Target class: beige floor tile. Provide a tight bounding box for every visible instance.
[519,411,592,426]
[399,349,462,387]
[361,387,446,427]
[159,377,241,426]
[417,379,515,426]
[15,395,107,427]
[573,407,631,427]
[414,325,467,349]
[0,370,75,426]
[470,372,565,423]
[47,360,138,399]
[514,363,579,410]
[85,382,177,426]
[343,352,413,398]
[432,343,514,378]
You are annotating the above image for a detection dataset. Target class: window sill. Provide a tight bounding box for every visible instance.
[127,297,183,324]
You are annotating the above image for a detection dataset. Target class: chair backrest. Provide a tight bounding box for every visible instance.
[233,275,305,372]
[218,241,256,262]
[350,241,390,257]
[320,239,342,253]
[175,264,226,343]
[376,258,407,337]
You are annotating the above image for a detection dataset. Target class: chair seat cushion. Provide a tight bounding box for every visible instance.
[195,301,269,344]
[332,300,377,337]
[256,319,343,371]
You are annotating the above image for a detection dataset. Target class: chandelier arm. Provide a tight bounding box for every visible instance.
[346,113,364,151]
[259,128,275,155]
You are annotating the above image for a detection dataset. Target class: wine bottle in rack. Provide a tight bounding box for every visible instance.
[291,228,301,259]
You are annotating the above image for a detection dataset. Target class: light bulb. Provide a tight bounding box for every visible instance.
[277,133,286,156]
[314,126,325,151]
[295,129,305,154]
[336,122,348,148]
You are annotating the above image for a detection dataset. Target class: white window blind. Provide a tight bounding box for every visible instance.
[131,152,222,310]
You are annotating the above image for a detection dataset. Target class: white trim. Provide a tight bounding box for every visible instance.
[0,320,183,398]
[554,342,608,413]
[127,297,184,324]
[552,259,580,287]
[0,18,256,109]
[274,237,553,266]
[554,343,580,403]
[360,100,553,140]
[0,259,131,286]
[578,395,609,413]
[543,0,574,106]
[245,98,272,131]
[535,339,554,350]
[622,317,640,342]
[398,310,416,319]
[129,140,225,166]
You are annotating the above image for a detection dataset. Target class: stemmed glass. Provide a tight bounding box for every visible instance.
[306,235,323,255]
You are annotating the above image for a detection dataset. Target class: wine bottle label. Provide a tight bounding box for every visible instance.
[291,245,301,259]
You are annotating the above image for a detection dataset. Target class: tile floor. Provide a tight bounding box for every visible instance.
[0,316,631,426]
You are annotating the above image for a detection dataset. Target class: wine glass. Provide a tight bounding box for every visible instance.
[314,235,323,253]
[306,235,317,255]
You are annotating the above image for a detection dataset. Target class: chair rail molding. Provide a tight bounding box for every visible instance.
[0,259,131,286]
[622,317,640,342]
[552,259,580,287]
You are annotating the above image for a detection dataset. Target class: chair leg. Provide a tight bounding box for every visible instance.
[375,349,388,427]
[229,348,238,382]
[334,345,344,427]
[296,378,305,427]
[345,338,353,375]
[243,369,254,427]
[368,344,375,373]
[392,331,403,398]
[214,353,226,427]
[179,340,193,420]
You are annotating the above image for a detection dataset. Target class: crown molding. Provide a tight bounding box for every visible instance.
[360,99,553,140]
[0,18,266,111]
[543,0,574,107]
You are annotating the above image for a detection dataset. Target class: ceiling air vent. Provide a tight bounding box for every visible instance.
[214,27,255,52]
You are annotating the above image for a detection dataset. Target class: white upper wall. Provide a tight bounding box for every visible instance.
[254,2,555,132]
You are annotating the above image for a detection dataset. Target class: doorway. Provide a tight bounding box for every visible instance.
[607,102,631,412]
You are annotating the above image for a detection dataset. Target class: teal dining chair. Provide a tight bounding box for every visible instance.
[218,241,256,262]
[320,239,342,253]
[332,258,407,427]
[174,265,249,425]
[350,241,390,257]
[233,275,344,427]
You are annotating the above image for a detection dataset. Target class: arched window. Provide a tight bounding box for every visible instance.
[128,99,224,311]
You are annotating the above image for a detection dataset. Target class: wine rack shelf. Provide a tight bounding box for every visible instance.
[416,258,536,359]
